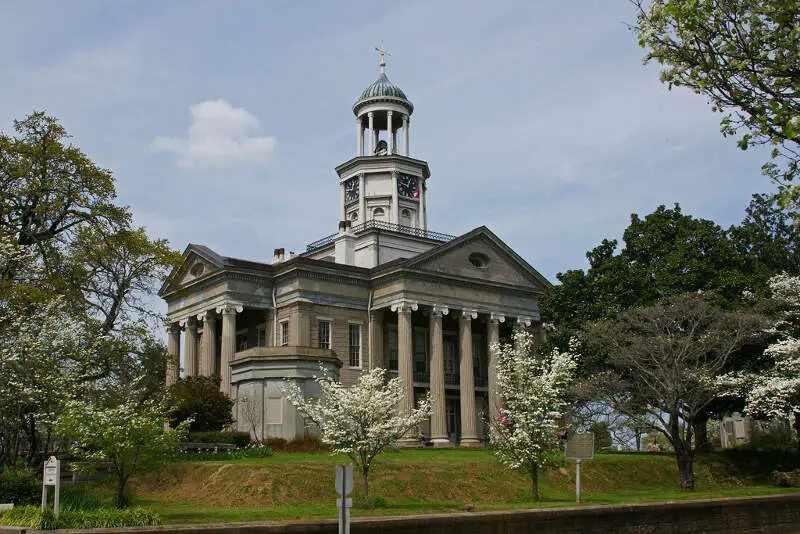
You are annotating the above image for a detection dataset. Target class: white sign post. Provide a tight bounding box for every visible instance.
[41,456,60,520]
[564,432,594,504]
[335,464,353,534]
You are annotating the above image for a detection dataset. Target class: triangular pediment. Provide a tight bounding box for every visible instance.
[404,227,551,291]
[159,244,224,296]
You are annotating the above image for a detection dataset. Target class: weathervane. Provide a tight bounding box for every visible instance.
[375,42,390,73]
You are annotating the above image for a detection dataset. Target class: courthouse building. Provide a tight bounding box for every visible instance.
[160,55,550,446]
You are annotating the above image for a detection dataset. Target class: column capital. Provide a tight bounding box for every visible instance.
[167,322,183,334]
[368,111,374,117]
[516,316,533,327]
[489,313,506,324]
[179,316,196,328]
[391,300,418,314]
[431,305,449,317]
[216,302,243,315]
[387,110,393,116]
[459,309,478,321]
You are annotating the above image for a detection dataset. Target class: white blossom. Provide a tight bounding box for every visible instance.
[284,367,431,497]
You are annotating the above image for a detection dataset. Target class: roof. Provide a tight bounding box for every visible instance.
[353,71,413,114]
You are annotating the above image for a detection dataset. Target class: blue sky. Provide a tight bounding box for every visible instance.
[1,1,772,285]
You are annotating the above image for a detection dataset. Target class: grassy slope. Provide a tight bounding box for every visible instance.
[129,449,800,524]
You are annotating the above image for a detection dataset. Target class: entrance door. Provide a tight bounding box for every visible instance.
[446,398,460,443]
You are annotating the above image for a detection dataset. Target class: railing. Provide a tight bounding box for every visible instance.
[474,375,488,388]
[413,371,430,383]
[306,220,456,252]
[445,372,460,386]
[306,232,338,252]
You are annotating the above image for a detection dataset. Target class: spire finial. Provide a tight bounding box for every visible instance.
[374,43,390,74]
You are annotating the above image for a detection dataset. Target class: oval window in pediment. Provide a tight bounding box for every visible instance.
[190,263,205,277]
[468,252,490,269]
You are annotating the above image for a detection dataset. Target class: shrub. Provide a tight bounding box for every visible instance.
[0,506,160,529]
[264,437,289,452]
[167,376,234,431]
[286,436,329,453]
[189,431,251,448]
[170,444,273,462]
[0,467,39,505]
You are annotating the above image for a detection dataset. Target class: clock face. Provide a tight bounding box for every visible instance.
[397,174,419,198]
[344,178,359,202]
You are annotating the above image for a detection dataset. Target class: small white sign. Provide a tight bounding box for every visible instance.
[41,456,60,519]
[0,504,13,511]
[335,464,353,496]
[43,461,59,486]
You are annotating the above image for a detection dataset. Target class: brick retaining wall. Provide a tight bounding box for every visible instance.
[3,493,800,534]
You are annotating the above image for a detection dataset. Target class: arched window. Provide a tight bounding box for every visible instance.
[373,207,385,220]
[400,208,413,227]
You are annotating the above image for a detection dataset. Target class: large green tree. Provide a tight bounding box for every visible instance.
[0,112,181,467]
[634,0,800,209]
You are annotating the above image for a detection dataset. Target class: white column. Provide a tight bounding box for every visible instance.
[391,171,399,224]
[368,112,375,154]
[430,306,450,446]
[357,117,364,156]
[340,181,346,221]
[358,173,366,225]
[387,111,394,154]
[459,310,480,447]
[218,302,243,396]
[183,317,198,377]
[487,313,505,423]
[166,323,181,386]
[420,180,427,231]
[198,310,217,377]
[392,300,418,446]
[403,115,410,156]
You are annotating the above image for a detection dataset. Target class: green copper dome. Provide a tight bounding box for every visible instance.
[354,71,413,114]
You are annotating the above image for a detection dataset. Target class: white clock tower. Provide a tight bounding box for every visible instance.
[336,50,430,231]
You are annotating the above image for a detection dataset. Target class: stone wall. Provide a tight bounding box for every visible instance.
[5,494,799,534]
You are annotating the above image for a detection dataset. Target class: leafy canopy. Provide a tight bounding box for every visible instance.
[635,0,800,209]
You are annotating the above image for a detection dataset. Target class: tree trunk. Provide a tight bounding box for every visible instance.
[362,469,369,498]
[116,477,129,508]
[693,412,712,452]
[530,465,540,501]
[676,452,695,491]
[793,411,800,452]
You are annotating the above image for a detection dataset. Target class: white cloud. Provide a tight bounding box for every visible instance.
[151,99,277,168]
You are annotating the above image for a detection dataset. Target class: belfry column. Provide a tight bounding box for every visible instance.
[166,323,181,386]
[184,317,198,377]
[218,303,243,395]
[420,181,427,230]
[487,313,505,422]
[387,111,394,154]
[403,115,410,156]
[199,310,217,376]
[392,301,418,445]
[429,306,449,446]
[340,182,346,221]
[368,112,375,154]
[391,171,399,224]
[357,117,364,156]
[459,310,480,447]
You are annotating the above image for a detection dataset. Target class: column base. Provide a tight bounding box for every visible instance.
[459,437,482,448]
[432,438,453,448]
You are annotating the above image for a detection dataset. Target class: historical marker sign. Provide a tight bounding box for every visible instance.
[41,456,60,519]
[565,431,595,460]
[335,464,353,534]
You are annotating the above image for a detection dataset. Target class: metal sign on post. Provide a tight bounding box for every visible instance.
[565,432,594,504]
[335,464,353,534]
[41,456,60,519]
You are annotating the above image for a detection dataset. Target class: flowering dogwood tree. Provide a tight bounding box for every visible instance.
[724,274,800,445]
[56,398,189,508]
[284,367,431,497]
[489,329,578,500]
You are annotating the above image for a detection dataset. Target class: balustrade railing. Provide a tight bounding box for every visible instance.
[306,220,455,252]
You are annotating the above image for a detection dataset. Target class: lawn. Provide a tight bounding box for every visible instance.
[118,448,800,524]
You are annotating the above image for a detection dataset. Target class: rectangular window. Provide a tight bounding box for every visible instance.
[413,329,428,378]
[349,324,361,368]
[318,320,331,349]
[387,324,398,371]
[280,320,289,346]
[236,329,249,351]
